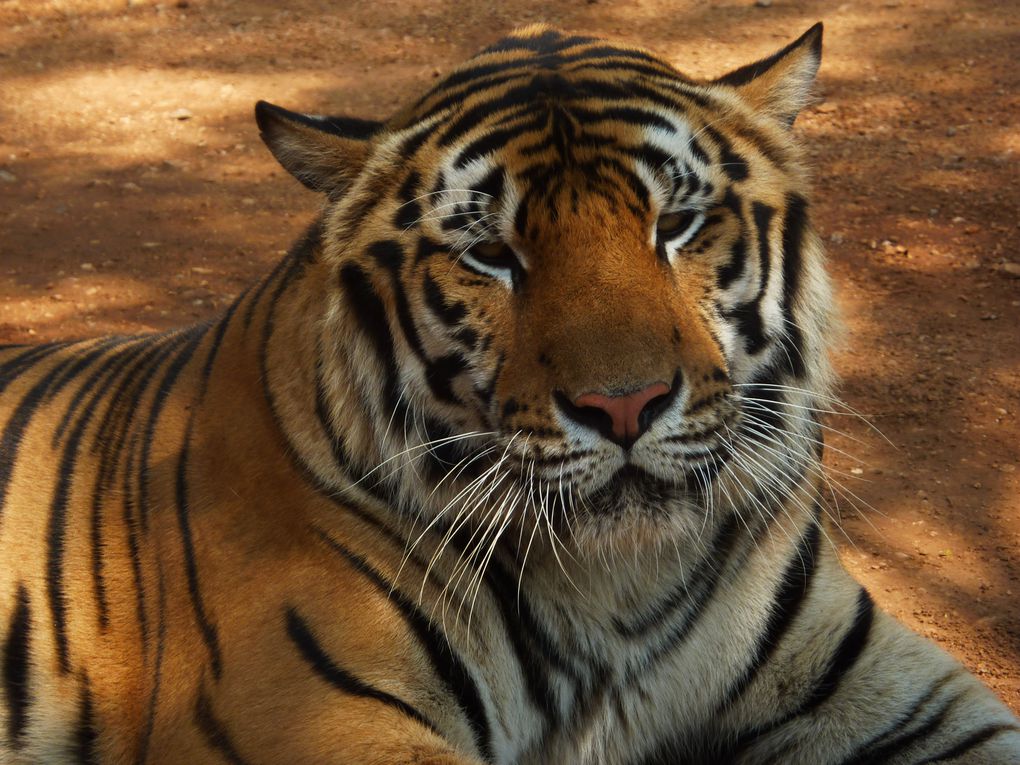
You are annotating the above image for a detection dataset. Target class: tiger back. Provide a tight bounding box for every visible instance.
[2,24,1019,765]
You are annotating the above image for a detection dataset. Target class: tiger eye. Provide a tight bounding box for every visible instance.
[657,210,697,237]
[471,240,512,261]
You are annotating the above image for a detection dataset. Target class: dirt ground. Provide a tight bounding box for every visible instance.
[1,0,1018,714]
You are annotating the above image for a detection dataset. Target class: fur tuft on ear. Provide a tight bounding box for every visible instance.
[254,100,382,194]
[714,23,823,127]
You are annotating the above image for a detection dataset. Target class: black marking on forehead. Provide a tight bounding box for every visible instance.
[483,29,599,55]
[517,130,616,159]
[456,112,548,169]
[570,105,677,134]
[628,142,673,175]
[704,126,749,182]
[474,167,506,202]
[437,73,700,151]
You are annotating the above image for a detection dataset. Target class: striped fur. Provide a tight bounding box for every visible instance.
[2,24,1018,765]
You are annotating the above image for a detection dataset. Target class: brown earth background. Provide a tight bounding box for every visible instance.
[1,0,1018,715]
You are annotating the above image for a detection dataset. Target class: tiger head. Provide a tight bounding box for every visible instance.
[257,24,832,551]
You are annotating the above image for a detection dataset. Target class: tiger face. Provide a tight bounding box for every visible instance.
[258,24,832,550]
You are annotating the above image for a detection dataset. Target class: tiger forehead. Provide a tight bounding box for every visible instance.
[394,27,703,135]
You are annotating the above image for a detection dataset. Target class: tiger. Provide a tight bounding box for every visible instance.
[1,21,1018,765]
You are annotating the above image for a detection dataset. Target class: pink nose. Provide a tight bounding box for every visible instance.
[574,382,671,446]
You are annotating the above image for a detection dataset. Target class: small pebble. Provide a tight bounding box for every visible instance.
[0,169,17,183]
[171,108,193,120]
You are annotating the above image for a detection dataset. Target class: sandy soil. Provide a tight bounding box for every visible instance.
[1,0,1018,714]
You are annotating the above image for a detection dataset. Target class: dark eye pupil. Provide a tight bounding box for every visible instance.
[470,241,515,265]
[658,211,696,236]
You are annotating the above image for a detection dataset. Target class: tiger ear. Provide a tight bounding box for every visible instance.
[714,23,823,127]
[255,100,382,194]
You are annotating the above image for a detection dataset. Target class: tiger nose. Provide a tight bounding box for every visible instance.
[573,382,672,448]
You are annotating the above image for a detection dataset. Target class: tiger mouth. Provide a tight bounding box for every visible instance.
[603,464,678,504]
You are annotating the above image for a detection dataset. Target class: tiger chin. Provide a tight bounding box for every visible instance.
[1,22,1018,765]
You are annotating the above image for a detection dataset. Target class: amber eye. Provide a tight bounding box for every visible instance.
[460,238,524,287]
[470,240,514,262]
[657,210,698,238]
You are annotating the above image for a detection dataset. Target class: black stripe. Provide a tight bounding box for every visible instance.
[441,526,570,722]
[94,338,185,644]
[415,72,529,126]
[423,272,467,327]
[311,350,386,504]
[256,253,398,514]
[368,240,431,367]
[730,587,875,755]
[194,691,250,765]
[77,346,155,632]
[122,434,149,652]
[74,677,99,764]
[837,670,963,765]
[313,529,493,760]
[844,686,966,764]
[719,235,747,290]
[752,202,774,296]
[798,587,874,710]
[483,29,597,55]
[136,564,167,765]
[616,513,740,639]
[777,193,808,379]
[917,724,1020,763]
[720,519,820,709]
[3,585,31,747]
[639,515,745,671]
[48,342,149,674]
[725,201,774,356]
[0,343,64,396]
[0,352,97,525]
[424,353,468,405]
[571,105,677,134]
[285,608,440,735]
[199,298,242,395]
[455,111,548,168]
[242,246,294,329]
[51,338,137,444]
[339,263,406,425]
[393,171,423,230]
[175,425,223,679]
[137,329,204,532]
[703,126,749,181]
[243,219,320,326]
